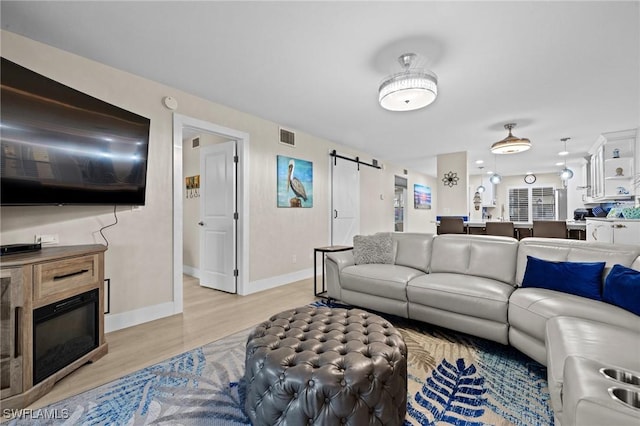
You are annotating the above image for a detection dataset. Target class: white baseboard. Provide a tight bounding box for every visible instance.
[183,265,200,278]
[105,301,177,333]
[243,267,314,295]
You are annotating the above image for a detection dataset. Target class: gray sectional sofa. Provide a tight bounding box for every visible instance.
[325,233,640,426]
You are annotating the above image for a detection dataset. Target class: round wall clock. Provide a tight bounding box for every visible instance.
[524,173,536,184]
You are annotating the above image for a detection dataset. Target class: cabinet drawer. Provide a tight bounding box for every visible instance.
[34,255,99,302]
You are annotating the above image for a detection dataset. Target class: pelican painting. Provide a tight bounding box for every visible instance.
[277,155,313,208]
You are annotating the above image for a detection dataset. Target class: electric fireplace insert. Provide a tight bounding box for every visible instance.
[33,289,99,385]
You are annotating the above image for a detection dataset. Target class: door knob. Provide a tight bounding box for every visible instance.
[198,221,205,226]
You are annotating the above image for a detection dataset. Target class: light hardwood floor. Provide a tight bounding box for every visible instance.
[29,275,317,409]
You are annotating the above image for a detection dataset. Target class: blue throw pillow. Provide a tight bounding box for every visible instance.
[603,264,640,315]
[521,256,605,301]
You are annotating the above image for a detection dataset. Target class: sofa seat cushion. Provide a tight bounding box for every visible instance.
[509,288,640,343]
[407,273,515,323]
[341,264,424,301]
[545,317,640,416]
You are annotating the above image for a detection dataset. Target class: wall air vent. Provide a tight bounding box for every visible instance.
[192,137,200,148]
[279,128,295,147]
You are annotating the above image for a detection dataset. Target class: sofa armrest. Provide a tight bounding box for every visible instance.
[326,251,355,271]
[325,251,354,300]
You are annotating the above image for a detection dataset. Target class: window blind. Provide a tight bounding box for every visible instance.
[532,187,555,220]
[509,188,529,222]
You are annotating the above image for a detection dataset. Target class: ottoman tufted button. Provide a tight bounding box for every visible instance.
[308,379,314,387]
[368,374,374,381]
[325,397,330,403]
[280,374,285,380]
[341,418,347,424]
[294,392,298,398]
[340,379,347,387]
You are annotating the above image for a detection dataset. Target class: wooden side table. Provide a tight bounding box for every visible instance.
[313,246,352,298]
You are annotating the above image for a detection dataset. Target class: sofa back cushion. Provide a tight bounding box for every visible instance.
[516,238,640,286]
[392,233,434,273]
[430,234,519,285]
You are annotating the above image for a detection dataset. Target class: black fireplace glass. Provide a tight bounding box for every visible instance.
[33,289,99,384]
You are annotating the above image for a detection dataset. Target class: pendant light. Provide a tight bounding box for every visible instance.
[491,123,531,154]
[489,154,502,184]
[477,166,486,193]
[559,138,574,180]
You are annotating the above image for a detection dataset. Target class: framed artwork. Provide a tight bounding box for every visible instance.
[414,184,432,209]
[277,155,313,208]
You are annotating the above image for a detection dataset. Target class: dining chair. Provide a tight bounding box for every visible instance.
[532,220,568,238]
[485,221,515,238]
[438,217,466,235]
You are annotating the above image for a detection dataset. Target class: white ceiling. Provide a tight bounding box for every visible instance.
[2,1,638,177]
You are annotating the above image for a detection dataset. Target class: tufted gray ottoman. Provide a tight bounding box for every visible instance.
[243,306,407,426]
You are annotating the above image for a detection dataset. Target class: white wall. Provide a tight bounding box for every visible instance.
[436,151,468,217]
[494,173,564,220]
[360,164,438,235]
[0,31,434,329]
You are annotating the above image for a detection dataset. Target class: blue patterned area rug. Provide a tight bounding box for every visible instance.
[8,306,554,426]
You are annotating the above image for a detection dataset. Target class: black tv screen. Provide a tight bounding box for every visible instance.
[1,58,150,205]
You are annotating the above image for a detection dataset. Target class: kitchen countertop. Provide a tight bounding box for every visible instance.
[584,217,640,222]
[465,221,586,229]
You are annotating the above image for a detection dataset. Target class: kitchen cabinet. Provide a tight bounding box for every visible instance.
[482,183,495,207]
[586,219,640,244]
[588,129,636,201]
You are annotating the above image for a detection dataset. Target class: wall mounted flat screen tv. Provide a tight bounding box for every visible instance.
[1,58,150,205]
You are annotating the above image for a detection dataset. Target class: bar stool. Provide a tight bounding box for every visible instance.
[485,221,515,238]
[438,217,465,235]
[532,220,568,238]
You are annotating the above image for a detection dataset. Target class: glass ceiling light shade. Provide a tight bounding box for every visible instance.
[490,123,531,154]
[560,168,574,180]
[379,53,438,111]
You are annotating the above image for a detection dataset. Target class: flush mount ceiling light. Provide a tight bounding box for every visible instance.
[559,137,574,180]
[379,53,438,111]
[490,123,532,154]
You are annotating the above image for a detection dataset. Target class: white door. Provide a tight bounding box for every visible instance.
[199,141,236,292]
[331,159,359,246]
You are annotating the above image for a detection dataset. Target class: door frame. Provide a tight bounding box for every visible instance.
[172,114,250,313]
